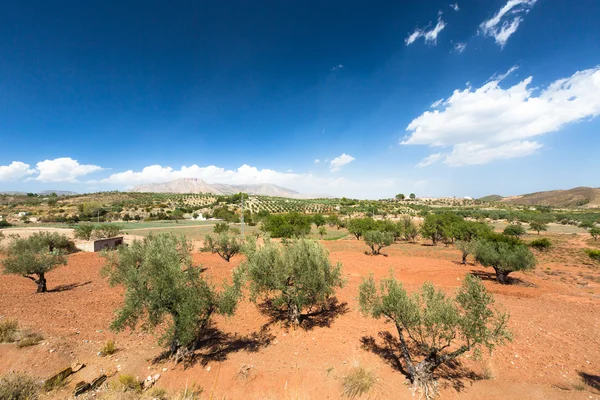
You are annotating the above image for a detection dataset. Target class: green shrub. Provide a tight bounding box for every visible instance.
[503,224,526,238]
[74,222,95,240]
[475,239,537,284]
[261,212,312,238]
[529,238,552,251]
[201,233,242,262]
[363,231,394,255]
[586,249,600,261]
[213,222,229,234]
[100,339,117,356]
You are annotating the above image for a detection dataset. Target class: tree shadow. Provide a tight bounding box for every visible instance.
[152,323,275,368]
[192,324,275,366]
[420,243,436,247]
[360,331,481,393]
[257,297,348,330]
[48,281,92,292]
[578,371,600,392]
[468,270,536,287]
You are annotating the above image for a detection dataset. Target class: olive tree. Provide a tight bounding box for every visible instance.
[359,273,510,399]
[74,222,95,240]
[1,233,68,292]
[93,223,123,239]
[455,240,477,265]
[403,217,419,242]
[528,220,548,235]
[101,233,243,363]
[590,226,600,241]
[213,222,229,234]
[201,233,242,262]
[347,218,377,240]
[244,237,343,325]
[503,224,525,238]
[475,239,537,284]
[363,231,394,255]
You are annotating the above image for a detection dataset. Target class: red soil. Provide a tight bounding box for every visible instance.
[1,237,599,399]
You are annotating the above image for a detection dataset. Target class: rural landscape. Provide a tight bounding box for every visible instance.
[1,185,599,399]
[2,0,600,399]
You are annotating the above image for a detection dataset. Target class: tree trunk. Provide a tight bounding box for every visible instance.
[461,253,467,264]
[289,303,301,325]
[494,268,510,284]
[35,273,47,293]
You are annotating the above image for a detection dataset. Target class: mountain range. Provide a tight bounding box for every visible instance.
[130,178,311,198]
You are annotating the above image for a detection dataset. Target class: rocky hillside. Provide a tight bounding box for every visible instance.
[499,186,600,208]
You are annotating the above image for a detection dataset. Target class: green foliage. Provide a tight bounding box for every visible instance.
[589,226,600,241]
[213,222,230,234]
[74,222,95,240]
[0,319,19,343]
[117,374,141,392]
[312,214,326,227]
[244,237,343,325]
[420,212,464,245]
[261,212,312,238]
[402,217,419,242]
[456,240,477,264]
[529,238,552,251]
[528,220,548,235]
[0,373,41,400]
[318,226,327,238]
[503,224,526,237]
[0,220,13,228]
[1,233,68,292]
[347,218,377,240]
[586,249,600,261]
[101,233,244,362]
[213,206,240,223]
[409,193,416,200]
[395,193,405,200]
[359,273,510,391]
[363,230,394,255]
[475,240,537,284]
[93,223,124,239]
[201,233,242,262]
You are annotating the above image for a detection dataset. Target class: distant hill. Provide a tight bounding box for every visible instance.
[131,178,310,198]
[499,187,600,208]
[0,190,78,196]
[478,194,504,202]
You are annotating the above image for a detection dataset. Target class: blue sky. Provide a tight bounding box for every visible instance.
[1,0,599,198]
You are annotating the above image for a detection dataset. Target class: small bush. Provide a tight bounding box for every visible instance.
[173,384,204,400]
[0,373,41,400]
[586,249,600,261]
[16,332,44,348]
[342,365,376,398]
[529,238,552,251]
[0,319,19,343]
[100,339,117,356]
[118,374,141,392]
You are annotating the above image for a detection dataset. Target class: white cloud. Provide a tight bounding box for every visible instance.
[98,163,360,195]
[0,161,36,181]
[314,159,320,164]
[480,0,537,48]
[31,157,103,182]
[416,153,445,168]
[331,64,344,71]
[454,42,467,53]
[329,154,355,172]
[450,3,460,12]
[405,15,446,46]
[403,66,600,167]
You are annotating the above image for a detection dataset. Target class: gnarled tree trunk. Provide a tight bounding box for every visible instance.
[494,268,510,284]
[288,303,301,326]
[35,273,47,293]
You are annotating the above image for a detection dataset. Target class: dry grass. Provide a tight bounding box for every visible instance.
[100,339,117,356]
[172,383,204,400]
[0,319,19,343]
[16,332,44,348]
[342,365,377,398]
[0,372,41,400]
[116,374,141,392]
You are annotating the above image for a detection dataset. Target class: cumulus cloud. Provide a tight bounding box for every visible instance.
[30,157,103,182]
[0,161,36,181]
[450,3,460,12]
[416,153,445,168]
[403,66,600,166]
[329,154,355,172]
[405,15,446,46]
[480,0,537,48]
[314,159,320,164]
[98,163,360,194]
